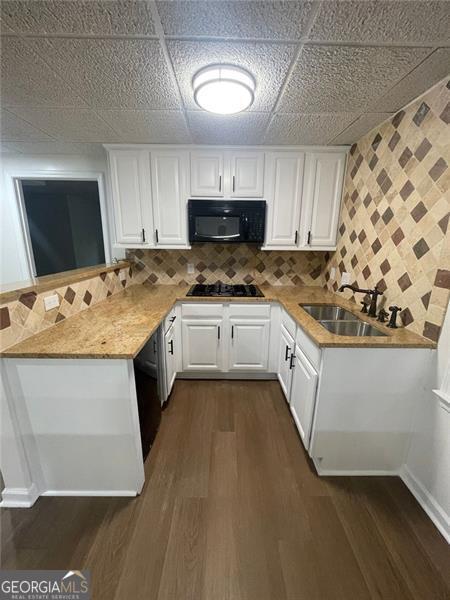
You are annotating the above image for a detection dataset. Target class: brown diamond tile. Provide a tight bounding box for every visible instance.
[410,201,427,223]
[388,131,400,151]
[0,306,11,330]
[244,274,254,284]
[391,110,405,128]
[391,227,405,246]
[350,144,357,155]
[380,175,392,194]
[349,207,356,219]
[340,246,347,258]
[380,259,391,275]
[362,265,371,280]
[371,133,382,150]
[351,255,358,268]
[370,210,380,225]
[177,255,188,265]
[19,292,37,310]
[376,168,388,186]
[399,180,414,201]
[381,207,394,225]
[438,213,449,235]
[83,290,92,305]
[398,272,412,291]
[339,222,346,236]
[196,261,207,272]
[134,249,144,259]
[363,193,372,208]
[371,239,381,255]
[398,147,412,168]
[196,274,206,284]
[358,230,367,243]
[114,268,120,276]
[434,269,450,289]
[440,102,450,124]
[423,321,440,343]
[400,308,414,326]
[310,266,322,280]
[55,312,65,323]
[421,291,431,309]
[413,102,430,126]
[226,268,236,278]
[429,157,447,182]
[414,138,432,161]
[369,154,379,171]
[99,272,107,281]
[376,278,387,293]
[64,286,76,304]
[147,273,158,283]
[413,238,430,259]
[349,230,357,243]
[107,290,112,297]
[166,267,176,278]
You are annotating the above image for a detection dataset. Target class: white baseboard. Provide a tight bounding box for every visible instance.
[41,490,138,497]
[0,483,39,508]
[177,372,277,380]
[314,463,399,477]
[400,465,450,544]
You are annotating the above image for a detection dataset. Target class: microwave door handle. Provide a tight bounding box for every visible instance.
[195,233,241,239]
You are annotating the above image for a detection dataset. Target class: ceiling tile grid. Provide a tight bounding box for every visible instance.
[1,0,449,149]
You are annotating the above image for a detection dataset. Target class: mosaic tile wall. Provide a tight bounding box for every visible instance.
[128,244,328,287]
[324,77,450,342]
[0,266,132,351]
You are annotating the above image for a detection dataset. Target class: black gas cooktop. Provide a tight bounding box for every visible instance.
[186,282,264,298]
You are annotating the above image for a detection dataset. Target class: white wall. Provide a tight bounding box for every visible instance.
[0,152,124,287]
[403,300,450,543]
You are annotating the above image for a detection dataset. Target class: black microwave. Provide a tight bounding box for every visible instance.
[188,199,266,244]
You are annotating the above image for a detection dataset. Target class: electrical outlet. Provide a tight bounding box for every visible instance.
[44,294,60,311]
[330,267,336,280]
[119,269,126,281]
[341,271,351,286]
[187,263,194,274]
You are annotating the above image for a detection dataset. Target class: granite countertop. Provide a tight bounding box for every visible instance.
[1,283,435,359]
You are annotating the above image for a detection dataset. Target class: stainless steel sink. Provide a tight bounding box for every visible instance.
[301,304,359,321]
[319,320,387,337]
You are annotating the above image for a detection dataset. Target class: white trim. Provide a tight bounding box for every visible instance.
[9,169,111,278]
[400,464,450,544]
[313,462,399,477]
[176,372,277,380]
[0,483,39,508]
[433,389,450,412]
[104,143,351,153]
[41,490,138,498]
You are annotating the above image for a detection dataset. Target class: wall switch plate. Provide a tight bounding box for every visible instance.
[187,263,194,274]
[341,272,351,286]
[119,269,126,281]
[44,294,60,311]
[330,267,336,280]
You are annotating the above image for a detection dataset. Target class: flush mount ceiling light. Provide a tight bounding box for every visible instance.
[192,64,256,115]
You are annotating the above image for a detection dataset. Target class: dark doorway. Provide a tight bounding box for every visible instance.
[20,179,105,277]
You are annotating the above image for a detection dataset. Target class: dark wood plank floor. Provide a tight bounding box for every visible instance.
[2,380,449,600]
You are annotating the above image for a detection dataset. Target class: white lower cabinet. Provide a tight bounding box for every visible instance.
[289,345,318,450]
[228,320,270,371]
[164,323,177,395]
[182,319,224,371]
[278,324,294,399]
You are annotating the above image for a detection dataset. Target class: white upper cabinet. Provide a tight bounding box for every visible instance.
[300,152,346,249]
[109,149,153,246]
[230,151,264,197]
[151,150,189,247]
[190,151,224,197]
[264,152,305,248]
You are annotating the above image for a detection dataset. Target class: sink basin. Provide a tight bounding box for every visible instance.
[301,304,359,321]
[319,320,387,337]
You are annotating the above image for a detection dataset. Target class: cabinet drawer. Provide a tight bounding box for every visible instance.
[228,303,270,319]
[281,309,296,339]
[181,303,224,318]
[295,326,321,371]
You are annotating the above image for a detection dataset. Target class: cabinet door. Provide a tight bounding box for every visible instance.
[264,152,304,247]
[290,345,318,450]
[109,149,152,245]
[228,320,270,371]
[164,325,177,396]
[190,151,224,197]
[304,152,346,248]
[230,152,264,197]
[182,319,223,371]
[278,324,294,399]
[151,151,188,246]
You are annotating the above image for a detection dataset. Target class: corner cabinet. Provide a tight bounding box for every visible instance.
[108,149,153,246]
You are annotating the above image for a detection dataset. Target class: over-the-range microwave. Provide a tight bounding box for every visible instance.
[188,199,266,244]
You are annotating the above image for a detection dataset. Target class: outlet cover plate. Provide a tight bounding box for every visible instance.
[44,294,60,311]
[341,272,351,286]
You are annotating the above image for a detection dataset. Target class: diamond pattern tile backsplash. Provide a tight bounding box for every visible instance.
[128,245,327,287]
[0,266,132,351]
[324,77,450,342]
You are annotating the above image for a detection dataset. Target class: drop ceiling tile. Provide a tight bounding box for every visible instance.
[0,141,20,153]
[2,141,106,156]
[330,113,394,145]
[1,36,87,108]
[167,40,296,112]
[187,111,269,145]
[157,0,315,40]
[309,0,450,45]
[97,110,191,143]
[1,0,156,35]
[264,113,356,145]
[278,45,432,113]
[371,49,450,112]
[6,108,120,142]
[1,109,54,141]
[28,37,181,109]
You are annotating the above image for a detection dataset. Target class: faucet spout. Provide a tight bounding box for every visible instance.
[339,283,383,318]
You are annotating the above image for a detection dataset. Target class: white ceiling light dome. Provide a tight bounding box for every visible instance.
[192,64,256,115]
